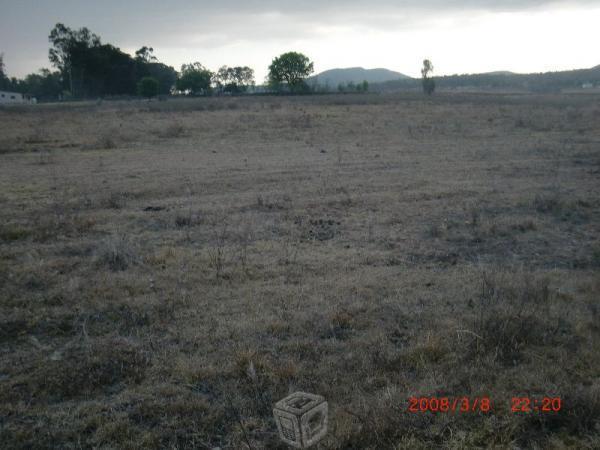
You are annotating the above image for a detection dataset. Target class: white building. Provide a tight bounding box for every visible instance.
[0,91,36,104]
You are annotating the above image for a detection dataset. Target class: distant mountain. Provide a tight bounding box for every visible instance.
[309,67,410,87]
[482,71,516,76]
[372,65,600,93]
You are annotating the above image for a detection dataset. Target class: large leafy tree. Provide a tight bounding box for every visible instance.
[215,65,254,93]
[22,69,63,100]
[48,23,101,95]
[176,63,213,95]
[87,44,139,96]
[47,24,177,98]
[135,47,177,95]
[268,52,314,93]
[142,62,177,95]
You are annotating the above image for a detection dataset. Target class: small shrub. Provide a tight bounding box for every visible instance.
[35,149,54,165]
[533,192,562,213]
[105,192,127,209]
[72,215,96,234]
[174,214,194,228]
[158,123,186,138]
[328,310,354,338]
[467,272,567,365]
[0,224,30,242]
[207,219,229,280]
[469,206,480,227]
[510,219,537,232]
[590,245,600,268]
[30,337,149,400]
[96,134,117,150]
[427,222,443,238]
[96,234,138,271]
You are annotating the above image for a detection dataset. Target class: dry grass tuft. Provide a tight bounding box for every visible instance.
[466,272,570,365]
[95,234,138,271]
[156,123,187,138]
[1,336,149,405]
[95,133,117,150]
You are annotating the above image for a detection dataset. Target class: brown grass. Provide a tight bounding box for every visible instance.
[0,93,599,449]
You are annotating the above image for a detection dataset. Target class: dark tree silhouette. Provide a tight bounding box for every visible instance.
[215,65,254,93]
[137,76,159,98]
[176,63,213,95]
[268,52,314,93]
[421,59,435,95]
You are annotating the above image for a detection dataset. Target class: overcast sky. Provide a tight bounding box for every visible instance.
[1,0,599,81]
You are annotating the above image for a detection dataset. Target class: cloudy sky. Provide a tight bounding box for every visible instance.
[1,0,599,81]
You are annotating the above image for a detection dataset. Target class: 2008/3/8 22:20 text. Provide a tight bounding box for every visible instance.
[408,397,562,413]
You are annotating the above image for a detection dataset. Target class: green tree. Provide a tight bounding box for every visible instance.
[134,47,176,95]
[268,51,314,93]
[137,76,159,98]
[22,69,63,100]
[421,59,435,95]
[143,63,177,95]
[176,63,213,95]
[216,65,254,93]
[48,24,166,98]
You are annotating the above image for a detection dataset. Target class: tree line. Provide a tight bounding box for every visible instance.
[1,23,332,101]
[1,24,459,101]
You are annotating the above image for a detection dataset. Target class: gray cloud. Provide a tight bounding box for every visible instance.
[0,0,596,77]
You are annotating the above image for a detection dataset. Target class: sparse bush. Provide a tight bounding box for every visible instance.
[105,191,127,209]
[592,245,600,268]
[36,149,54,165]
[29,337,149,400]
[174,214,193,228]
[533,192,562,213]
[0,224,30,242]
[158,123,186,138]
[467,271,568,365]
[95,234,138,271]
[426,221,443,238]
[95,133,117,149]
[207,218,229,280]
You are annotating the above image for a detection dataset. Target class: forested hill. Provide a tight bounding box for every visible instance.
[309,67,409,87]
[372,65,600,92]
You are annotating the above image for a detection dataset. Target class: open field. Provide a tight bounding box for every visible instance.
[1,93,599,449]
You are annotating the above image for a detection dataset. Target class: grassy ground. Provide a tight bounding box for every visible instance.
[0,93,599,449]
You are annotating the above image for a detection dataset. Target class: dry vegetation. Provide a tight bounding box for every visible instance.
[0,93,599,449]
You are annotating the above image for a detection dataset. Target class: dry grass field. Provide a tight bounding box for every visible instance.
[1,93,599,449]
